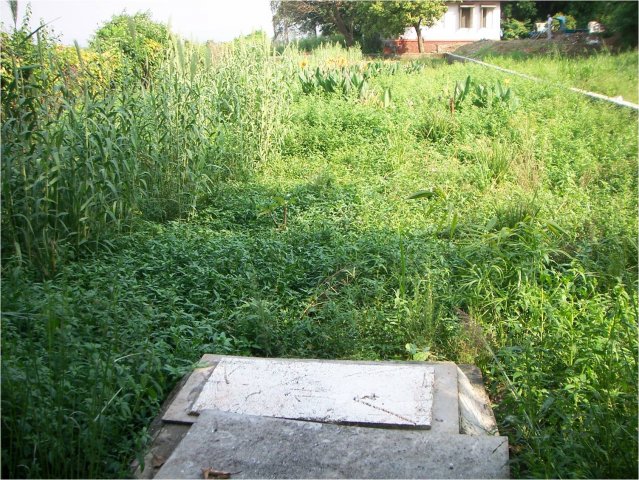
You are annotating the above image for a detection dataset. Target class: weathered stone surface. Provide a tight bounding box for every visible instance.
[144,357,507,479]
[458,365,499,436]
[156,410,510,479]
[190,356,435,428]
[135,423,191,479]
[162,354,219,424]
[430,361,460,434]
[135,355,218,478]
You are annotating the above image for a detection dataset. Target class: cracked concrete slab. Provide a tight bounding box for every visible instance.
[458,365,500,436]
[162,354,220,424]
[142,356,508,479]
[190,356,435,428]
[156,410,510,479]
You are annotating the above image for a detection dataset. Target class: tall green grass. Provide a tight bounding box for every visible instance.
[482,49,638,103]
[2,32,637,479]
[2,29,293,278]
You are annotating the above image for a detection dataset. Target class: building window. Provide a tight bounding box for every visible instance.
[459,6,473,29]
[481,6,495,28]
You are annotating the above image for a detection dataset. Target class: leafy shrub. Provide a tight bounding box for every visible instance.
[299,66,369,99]
[360,32,383,54]
[451,75,519,111]
[365,60,400,76]
[599,2,639,47]
[404,60,427,74]
[552,12,577,31]
[501,18,530,39]
[89,11,171,83]
[296,34,347,52]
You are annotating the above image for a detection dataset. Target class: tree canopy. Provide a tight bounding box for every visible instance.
[272,1,447,52]
[502,1,637,45]
[90,11,172,80]
[360,1,447,53]
[272,1,361,46]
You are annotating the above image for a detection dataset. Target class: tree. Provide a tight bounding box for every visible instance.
[272,0,447,52]
[272,1,323,42]
[501,1,537,25]
[360,1,447,53]
[272,1,361,46]
[500,1,537,38]
[597,1,638,47]
[89,11,171,82]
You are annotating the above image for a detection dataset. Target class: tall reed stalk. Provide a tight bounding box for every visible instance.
[1,28,293,278]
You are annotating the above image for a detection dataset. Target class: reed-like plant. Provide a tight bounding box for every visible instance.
[1,24,293,277]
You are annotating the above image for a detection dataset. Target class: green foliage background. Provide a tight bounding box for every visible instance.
[1,12,637,480]
[89,11,171,82]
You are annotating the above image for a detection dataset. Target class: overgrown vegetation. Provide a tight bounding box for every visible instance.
[2,12,637,480]
[485,50,638,103]
[455,41,638,103]
[1,13,290,277]
[500,1,638,46]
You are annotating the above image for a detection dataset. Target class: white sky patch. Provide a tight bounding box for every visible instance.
[0,0,274,45]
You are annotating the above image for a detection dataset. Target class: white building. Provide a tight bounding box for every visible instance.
[384,2,501,54]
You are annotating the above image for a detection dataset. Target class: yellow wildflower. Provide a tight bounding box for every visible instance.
[299,59,308,69]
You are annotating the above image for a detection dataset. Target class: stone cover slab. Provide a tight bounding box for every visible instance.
[156,410,510,479]
[161,356,459,432]
[190,356,435,428]
[162,354,219,424]
[457,365,499,436]
[430,361,459,434]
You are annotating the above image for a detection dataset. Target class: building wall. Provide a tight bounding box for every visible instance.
[400,2,501,42]
[384,40,473,55]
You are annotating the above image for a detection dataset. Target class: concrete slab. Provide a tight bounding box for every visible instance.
[135,423,191,479]
[458,365,499,436]
[134,355,219,478]
[191,356,435,428]
[162,356,460,432]
[430,361,459,434]
[156,410,510,479]
[162,354,220,424]
[140,357,506,479]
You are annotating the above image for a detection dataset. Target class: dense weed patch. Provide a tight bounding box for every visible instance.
[1,28,292,278]
[483,50,638,103]
[2,34,637,479]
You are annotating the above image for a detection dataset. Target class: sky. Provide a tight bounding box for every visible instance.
[0,0,275,45]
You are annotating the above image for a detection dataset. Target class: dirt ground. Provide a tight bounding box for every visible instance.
[454,34,613,59]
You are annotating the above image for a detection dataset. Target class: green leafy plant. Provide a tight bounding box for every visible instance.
[404,60,426,74]
[366,60,400,76]
[451,75,473,111]
[405,343,433,361]
[382,87,392,108]
[258,193,296,230]
[450,75,518,112]
[298,66,369,99]
[501,18,530,39]
[2,20,637,480]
